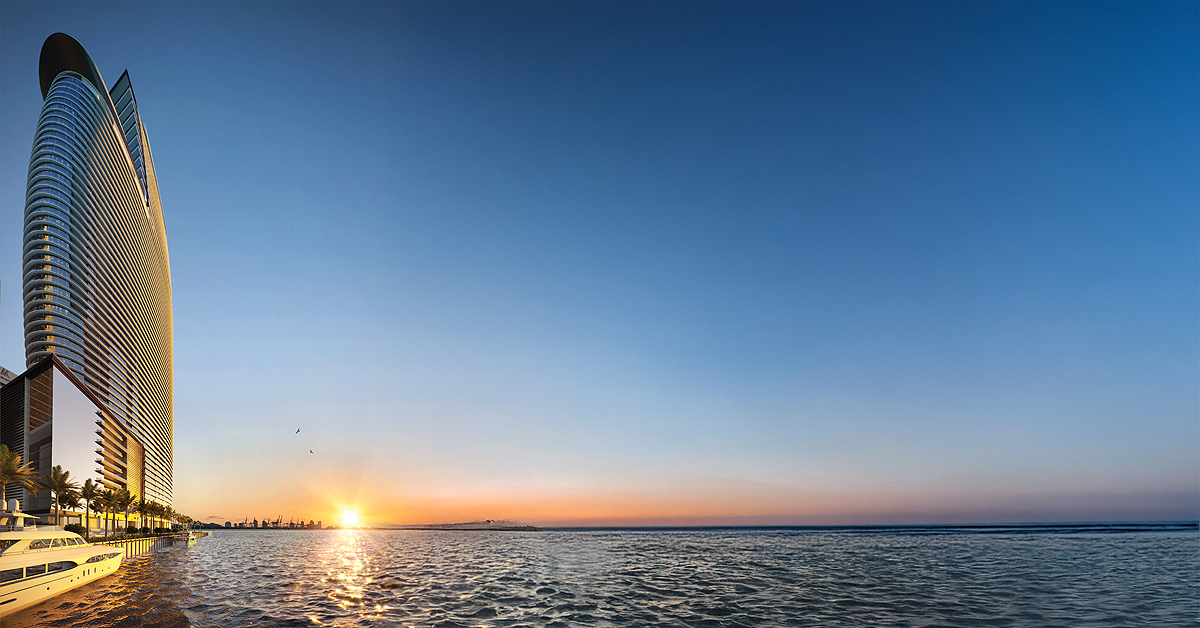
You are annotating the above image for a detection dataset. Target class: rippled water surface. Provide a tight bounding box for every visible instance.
[7,526,1197,627]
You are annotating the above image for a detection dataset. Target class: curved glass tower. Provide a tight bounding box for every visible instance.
[22,33,173,506]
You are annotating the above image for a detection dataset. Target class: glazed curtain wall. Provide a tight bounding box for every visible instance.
[22,71,173,507]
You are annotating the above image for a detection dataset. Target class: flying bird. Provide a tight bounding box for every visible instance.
[296,428,300,434]
[309,450,314,454]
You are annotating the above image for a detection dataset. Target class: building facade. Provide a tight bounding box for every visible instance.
[0,357,145,526]
[20,33,173,507]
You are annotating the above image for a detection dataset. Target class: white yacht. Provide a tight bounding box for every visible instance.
[0,500,125,618]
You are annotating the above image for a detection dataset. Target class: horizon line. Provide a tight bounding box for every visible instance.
[280,520,1200,530]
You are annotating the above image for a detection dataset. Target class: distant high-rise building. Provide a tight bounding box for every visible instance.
[18,33,173,507]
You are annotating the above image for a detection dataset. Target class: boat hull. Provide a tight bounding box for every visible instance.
[0,546,125,618]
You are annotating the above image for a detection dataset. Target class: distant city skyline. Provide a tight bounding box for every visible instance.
[1,2,1196,526]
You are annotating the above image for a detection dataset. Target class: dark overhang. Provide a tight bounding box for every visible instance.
[39,32,104,100]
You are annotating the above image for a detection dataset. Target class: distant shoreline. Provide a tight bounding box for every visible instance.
[393,524,540,532]
[536,521,1199,533]
[201,519,541,532]
[199,521,1196,534]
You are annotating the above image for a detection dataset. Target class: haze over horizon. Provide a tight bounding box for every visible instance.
[1,1,1196,527]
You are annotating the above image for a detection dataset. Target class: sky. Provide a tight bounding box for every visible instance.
[0,1,1196,527]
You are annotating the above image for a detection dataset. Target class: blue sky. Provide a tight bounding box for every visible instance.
[1,1,1196,525]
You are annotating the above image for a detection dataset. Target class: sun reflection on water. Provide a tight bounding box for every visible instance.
[321,530,390,621]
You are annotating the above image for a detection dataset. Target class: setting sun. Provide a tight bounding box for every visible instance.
[341,510,359,527]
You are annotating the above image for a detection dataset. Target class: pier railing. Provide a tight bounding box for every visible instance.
[95,535,173,558]
[95,531,207,559]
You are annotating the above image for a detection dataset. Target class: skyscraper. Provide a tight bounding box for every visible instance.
[20,33,173,507]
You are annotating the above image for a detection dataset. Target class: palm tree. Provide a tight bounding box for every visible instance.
[38,465,79,526]
[59,491,81,527]
[92,490,107,537]
[0,444,40,506]
[135,499,149,532]
[98,488,118,537]
[108,489,124,535]
[115,489,133,534]
[80,479,100,538]
[150,501,165,532]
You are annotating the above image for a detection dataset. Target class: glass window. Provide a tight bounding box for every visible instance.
[25,564,46,577]
[46,562,64,573]
[51,538,65,548]
[27,539,51,550]
[0,540,17,554]
[0,568,22,583]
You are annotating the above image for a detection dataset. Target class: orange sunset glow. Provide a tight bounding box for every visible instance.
[175,462,1193,528]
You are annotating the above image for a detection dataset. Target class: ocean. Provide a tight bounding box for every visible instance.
[6,524,1197,627]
